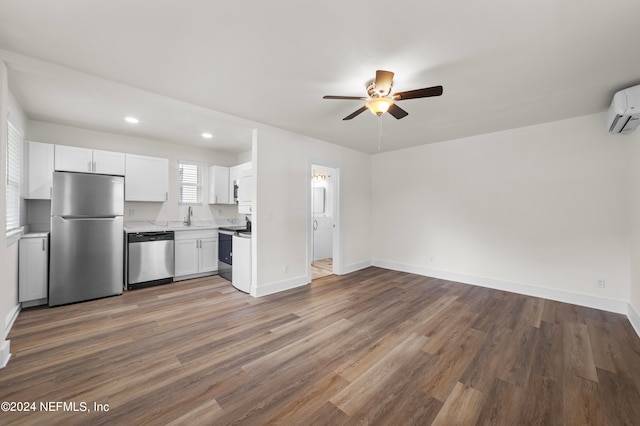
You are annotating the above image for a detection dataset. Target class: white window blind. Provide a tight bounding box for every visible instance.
[178,160,202,204]
[6,118,22,233]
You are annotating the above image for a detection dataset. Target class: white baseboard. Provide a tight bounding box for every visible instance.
[339,260,372,275]
[1,303,20,369]
[252,260,373,298]
[0,340,10,369]
[4,303,20,340]
[628,304,640,338]
[252,275,310,297]
[372,260,629,315]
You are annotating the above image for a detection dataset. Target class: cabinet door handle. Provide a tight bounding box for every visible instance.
[93,161,96,172]
[88,161,92,172]
[165,192,168,201]
[42,239,46,251]
[50,187,52,198]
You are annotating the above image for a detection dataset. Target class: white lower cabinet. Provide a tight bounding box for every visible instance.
[174,230,218,280]
[174,239,199,277]
[19,234,49,306]
[199,237,218,272]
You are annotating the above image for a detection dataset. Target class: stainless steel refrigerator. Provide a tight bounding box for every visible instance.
[49,172,124,306]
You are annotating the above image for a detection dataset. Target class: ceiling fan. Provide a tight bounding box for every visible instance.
[323,70,443,120]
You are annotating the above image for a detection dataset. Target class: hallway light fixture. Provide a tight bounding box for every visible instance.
[312,172,327,181]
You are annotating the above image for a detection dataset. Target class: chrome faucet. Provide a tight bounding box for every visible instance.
[185,206,192,226]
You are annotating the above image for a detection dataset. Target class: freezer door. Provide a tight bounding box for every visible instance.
[52,172,124,217]
[49,216,124,306]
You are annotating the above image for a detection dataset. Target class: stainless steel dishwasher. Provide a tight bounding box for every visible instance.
[127,231,175,290]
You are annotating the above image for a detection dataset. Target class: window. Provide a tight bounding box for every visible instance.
[6,116,22,236]
[178,159,202,204]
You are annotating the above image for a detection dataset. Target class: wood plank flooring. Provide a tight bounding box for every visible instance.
[312,258,333,280]
[1,267,640,425]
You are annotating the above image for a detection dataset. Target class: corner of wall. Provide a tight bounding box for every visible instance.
[339,260,372,275]
[628,303,640,339]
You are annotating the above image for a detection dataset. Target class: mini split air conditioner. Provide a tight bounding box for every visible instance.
[607,84,640,134]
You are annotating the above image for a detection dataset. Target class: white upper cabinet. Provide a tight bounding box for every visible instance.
[230,161,252,210]
[93,149,126,175]
[54,145,125,175]
[54,145,93,173]
[208,165,230,204]
[238,163,253,214]
[125,153,169,202]
[26,141,54,199]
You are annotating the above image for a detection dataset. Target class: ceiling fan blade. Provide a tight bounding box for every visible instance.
[375,70,394,95]
[343,106,368,120]
[323,95,367,100]
[393,85,443,101]
[387,103,409,119]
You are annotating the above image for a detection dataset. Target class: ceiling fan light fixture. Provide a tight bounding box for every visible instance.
[366,97,394,116]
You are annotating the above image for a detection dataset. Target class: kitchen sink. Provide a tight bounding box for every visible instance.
[168,221,212,229]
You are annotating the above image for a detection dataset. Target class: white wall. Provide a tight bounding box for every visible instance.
[253,125,371,296]
[372,113,630,312]
[0,62,27,360]
[26,120,246,223]
[628,128,640,330]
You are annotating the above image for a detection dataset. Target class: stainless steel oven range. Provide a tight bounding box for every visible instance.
[218,226,247,281]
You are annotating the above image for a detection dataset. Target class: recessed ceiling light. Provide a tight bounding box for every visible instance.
[125,116,139,124]
[202,132,213,139]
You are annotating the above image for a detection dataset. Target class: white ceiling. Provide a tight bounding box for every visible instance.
[1,0,639,154]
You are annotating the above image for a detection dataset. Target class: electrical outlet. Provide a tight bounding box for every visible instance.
[596,279,605,288]
[284,264,289,273]
[128,209,135,218]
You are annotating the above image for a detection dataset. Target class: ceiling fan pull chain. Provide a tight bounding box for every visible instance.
[378,116,383,151]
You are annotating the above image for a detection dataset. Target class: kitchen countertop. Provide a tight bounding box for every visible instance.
[21,231,50,239]
[124,220,246,233]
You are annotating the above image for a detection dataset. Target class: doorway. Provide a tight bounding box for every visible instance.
[310,164,338,280]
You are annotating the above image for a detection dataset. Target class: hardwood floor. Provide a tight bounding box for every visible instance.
[312,258,333,280]
[2,267,640,425]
